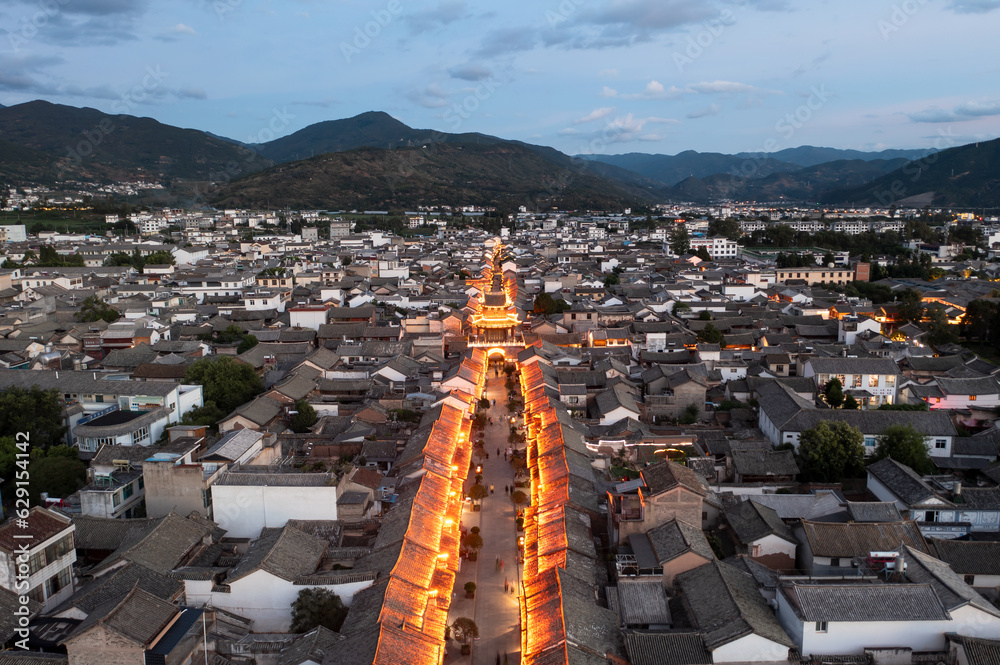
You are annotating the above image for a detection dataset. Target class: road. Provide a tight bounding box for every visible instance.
[446,372,522,665]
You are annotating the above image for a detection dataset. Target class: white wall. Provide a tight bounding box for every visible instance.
[211,485,339,539]
[753,533,796,559]
[712,633,789,663]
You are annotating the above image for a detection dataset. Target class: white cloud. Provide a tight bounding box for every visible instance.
[168,23,197,35]
[599,86,619,98]
[908,99,1000,123]
[686,103,720,119]
[574,107,616,124]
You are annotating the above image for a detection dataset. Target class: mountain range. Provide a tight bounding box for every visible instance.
[0,100,997,208]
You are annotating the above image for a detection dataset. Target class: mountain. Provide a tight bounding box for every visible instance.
[735,145,935,168]
[821,138,1000,207]
[576,150,801,186]
[212,142,660,210]
[0,100,271,182]
[668,158,909,203]
[0,138,118,184]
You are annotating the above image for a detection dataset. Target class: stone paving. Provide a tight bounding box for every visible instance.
[445,371,522,665]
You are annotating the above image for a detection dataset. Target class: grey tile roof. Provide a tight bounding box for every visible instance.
[929,538,1000,576]
[866,457,941,506]
[783,409,958,438]
[676,560,794,650]
[277,626,343,665]
[227,525,327,584]
[807,357,900,376]
[622,632,711,665]
[724,500,796,545]
[947,635,1000,665]
[958,487,1000,510]
[202,429,264,462]
[64,585,178,647]
[799,520,928,559]
[71,515,162,551]
[647,518,715,564]
[844,501,903,522]
[903,545,1000,618]
[730,448,799,477]
[780,582,948,622]
[91,512,216,575]
[936,375,1000,396]
[53,561,183,616]
[607,579,671,626]
[215,467,335,486]
[641,461,707,498]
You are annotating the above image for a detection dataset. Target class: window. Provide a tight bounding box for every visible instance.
[122,482,134,500]
[924,511,938,523]
[969,395,977,401]
[864,436,876,448]
[935,439,947,449]
[869,375,879,387]
[853,374,862,388]
[815,621,828,633]
[965,575,975,585]
[131,426,149,445]
[836,375,846,387]
[113,491,122,508]
[27,586,45,604]
[203,489,213,509]
[885,374,895,387]
[27,551,46,574]
[830,557,840,567]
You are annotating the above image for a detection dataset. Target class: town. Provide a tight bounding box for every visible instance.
[0,201,998,665]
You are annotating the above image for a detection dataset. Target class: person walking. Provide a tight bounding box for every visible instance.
[490,484,495,495]
[496,447,500,457]
[504,578,509,592]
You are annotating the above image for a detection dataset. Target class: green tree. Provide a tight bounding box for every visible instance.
[870,424,934,474]
[897,288,924,323]
[603,272,620,287]
[0,387,68,449]
[695,246,712,262]
[823,377,845,408]
[180,401,226,429]
[698,310,712,321]
[669,224,690,256]
[696,323,724,345]
[843,394,860,410]
[142,251,175,267]
[469,483,488,507]
[290,400,318,433]
[290,588,349,633]
[29,455,87,504]
[797,420,865,482]
[236,334,259,354]
[822,251,835,266]
[184,357,264,415]
[679,403,699,425]
[451,617,479,648]
[533,292,558,315]
[75,296,121,323]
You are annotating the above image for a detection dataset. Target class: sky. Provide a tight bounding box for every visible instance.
[1,0,999,158]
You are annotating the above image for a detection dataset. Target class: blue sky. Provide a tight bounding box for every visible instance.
[1,0,999,156]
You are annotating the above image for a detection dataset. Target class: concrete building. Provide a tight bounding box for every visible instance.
[0,507,76,612]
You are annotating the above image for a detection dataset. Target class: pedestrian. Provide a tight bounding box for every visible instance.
[496,447,500,457]
[505,485,509,494]
[495,556,499,572]
[490,484,495,495]
[504,578,509,592]
[500,558,504,571]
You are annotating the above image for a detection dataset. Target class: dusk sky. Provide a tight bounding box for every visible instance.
[1,0,999,157]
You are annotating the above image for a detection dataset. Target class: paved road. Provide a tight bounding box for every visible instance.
[446,372,522,665]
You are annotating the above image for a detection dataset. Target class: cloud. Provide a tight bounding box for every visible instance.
[582,0,716,31]
[18,0,151,45]
[475,26,539,57]
[908,99,1000,123]
[620,80,685,100]
[606,79,769,102]
[178,87,207,100]
[169,23,197,35]
[568,113,679,147]
[574,107,616,124]
[947,0,1000,12]
[405,0,467,33]
[449,65,492,81]
[686,103,720,119]
[405,83,452,109]
[688,80,771,94]
[599,86,619,98]
[598,69,619,77]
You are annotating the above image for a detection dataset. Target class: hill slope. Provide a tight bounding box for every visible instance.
[669,158,909,203]
[735,145,935,168]
[212,142,658,210]
[577,150,801,186]
[821,138,1000,207]
[0,100,271,181]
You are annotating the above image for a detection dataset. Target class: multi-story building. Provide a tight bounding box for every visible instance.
[0,507,76,612]
[689,236,740,259]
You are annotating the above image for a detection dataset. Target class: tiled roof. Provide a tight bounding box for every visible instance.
[731,448,799,477]
[227,525,326,584]
[641,461,707,498]
[64,585,178,647]
[780,582,948,622]
[677,560,794,650]
[844,501,903,523]
[929,538,1000,576]
[646,518,714,564]
[91,512,215,575]
[799,520,928,559]
[607,579,670,626]
[621,632,711,665]
[867,457,940,506]
[724,500,796,545]
[903,545,1000,618]
[0,506,72,553]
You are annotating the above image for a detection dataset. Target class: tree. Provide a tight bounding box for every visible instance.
[843,394,860,410]
[463,531,483,555]
[290,588,349,633]
[603,272,620,287]
[0,387,68,449]
[695,246,712,262]
[533,292,557,315]
[696,323,724,345]
[870,424,934,474]
[698,310,712,321]
[897,288,924,323]
[469,483,488,506]
[669,224,690,256]
[451,617,479,650]
[822,251,835,266]
[679,403,700,425]
[142,251,175,267]
[290,400,318,433]
[75,296,120,323]
[184,357,264,415]
[236,334,259,354]
[510,490,528,507]
[29,455,87,504]
[823,377,844,408]
[797,420,865,482]
[180,401,226,429]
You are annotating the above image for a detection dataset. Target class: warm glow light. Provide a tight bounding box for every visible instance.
[438,553,449,560]
[451,465,458,471]
[444,518,454,527]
